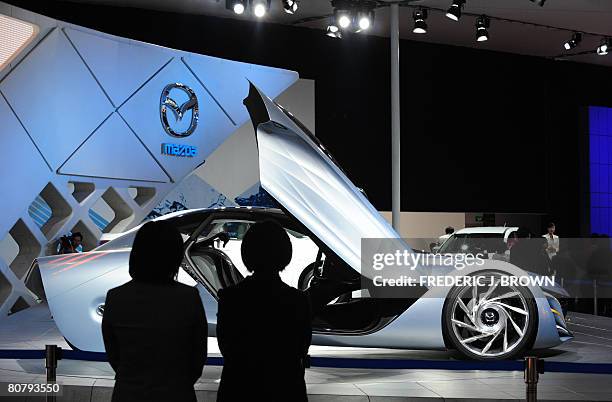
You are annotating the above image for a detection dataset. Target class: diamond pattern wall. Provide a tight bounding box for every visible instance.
[0,28,114,170]
[0,4,298,320]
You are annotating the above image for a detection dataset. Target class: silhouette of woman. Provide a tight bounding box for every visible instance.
[102,221,207,402]
[216,220,312,402]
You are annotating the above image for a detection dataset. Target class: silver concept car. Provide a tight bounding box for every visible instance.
[25,84,572,360]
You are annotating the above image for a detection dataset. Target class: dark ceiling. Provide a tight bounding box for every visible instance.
[62,0,612,67]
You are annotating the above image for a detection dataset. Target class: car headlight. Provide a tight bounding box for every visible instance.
[544,292,573,341]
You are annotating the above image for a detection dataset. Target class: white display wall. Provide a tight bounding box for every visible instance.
[0,2,298,318]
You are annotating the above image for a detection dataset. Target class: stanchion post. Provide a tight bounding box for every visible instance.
[524,356,544,402]
[594,279,598,316]
[45,344,62,402]
[390,2,401,232]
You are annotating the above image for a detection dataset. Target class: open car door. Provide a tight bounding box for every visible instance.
[243,83,408,275]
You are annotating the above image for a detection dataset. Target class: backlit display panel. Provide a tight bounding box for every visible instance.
[0,14,38,71]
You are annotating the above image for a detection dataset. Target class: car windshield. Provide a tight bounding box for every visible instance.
[438,233,508,254]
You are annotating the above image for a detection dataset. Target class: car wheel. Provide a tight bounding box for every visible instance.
[443,271,537,360]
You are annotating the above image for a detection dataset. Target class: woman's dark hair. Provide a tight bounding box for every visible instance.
[129,221,184,283]
[547,222,556,229]
[241,220,292,273]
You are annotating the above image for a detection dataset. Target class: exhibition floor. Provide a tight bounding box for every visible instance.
[1,304,612,401]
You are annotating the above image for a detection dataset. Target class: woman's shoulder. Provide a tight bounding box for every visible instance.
[169,281,201,297]
[114,280,198,296]
[280,282,308,300]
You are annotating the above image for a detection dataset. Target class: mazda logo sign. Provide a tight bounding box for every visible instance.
[160,83,199,138]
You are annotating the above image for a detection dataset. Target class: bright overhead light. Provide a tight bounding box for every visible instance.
[336,9,352,29]
[358,16,370,30]
[329,1,376,37]
[446,0,465,22]
[234,3,245,14]
[412,8,428,34]
[253,4,266,17]
[597,38,610,56]
[338,15,351,28]
[252,0,268,18]
[282,0,298,14]
[563,32,582,50]
[226,0,246,15]
[357,10,374,31]
[475,15,490,42]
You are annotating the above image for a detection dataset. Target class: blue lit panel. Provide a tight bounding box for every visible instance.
[590,106,612,236]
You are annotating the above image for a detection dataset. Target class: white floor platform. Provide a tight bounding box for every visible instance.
[1,304,612,401]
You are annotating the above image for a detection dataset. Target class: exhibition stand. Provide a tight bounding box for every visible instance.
[2,2,612,401]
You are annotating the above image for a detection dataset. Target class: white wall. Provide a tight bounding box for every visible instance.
[0,2,298,318]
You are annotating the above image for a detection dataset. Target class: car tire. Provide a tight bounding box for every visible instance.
[442,271,537,360]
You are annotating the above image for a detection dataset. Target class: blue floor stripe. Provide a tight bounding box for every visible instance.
[1,349,612,374]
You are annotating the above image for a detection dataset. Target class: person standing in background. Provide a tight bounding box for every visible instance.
[543,222,559,259]
[438,226,454,245]
[56,232,83,254]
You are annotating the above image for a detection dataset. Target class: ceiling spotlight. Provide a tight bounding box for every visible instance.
[563,32,582,50]
[282,0,298,14]
[446,0,465,22]
[412,8,428,34]
[226,0,246,15]
[529,0,546,6]
[475,15,490,42]
[252,0,269,18]
[335,8,352,30]
[597,38,610,56]
[357,9,374,31]
[326,23,342,38]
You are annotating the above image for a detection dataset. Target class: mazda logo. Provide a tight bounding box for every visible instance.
[160,83,199,138]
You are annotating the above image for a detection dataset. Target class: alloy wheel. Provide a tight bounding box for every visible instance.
[448,273,532,358]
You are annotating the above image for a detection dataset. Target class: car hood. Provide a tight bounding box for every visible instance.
[244,83,405,273]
